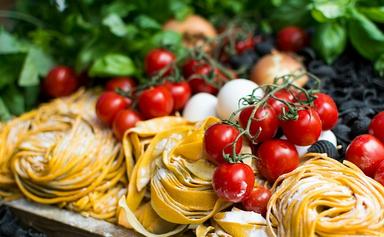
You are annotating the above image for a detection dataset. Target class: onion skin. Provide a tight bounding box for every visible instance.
[250,51,308,87]
[164,15,217,49]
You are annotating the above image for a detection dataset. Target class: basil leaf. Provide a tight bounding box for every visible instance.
[1,85,25,116]
[19,47,54,87]
[359,7,384,23]
[0,54,23,89]
[348,8,384,61]
[267,0,312,30]
[23,85,40,110]
[89,54,136,77]
[135,15,161,30]
[311,0,351,22]
[169,0,192,20]
[0,97,11,121]
[103,14,129,37]
[0,29,28,54]
[312,22,346,64]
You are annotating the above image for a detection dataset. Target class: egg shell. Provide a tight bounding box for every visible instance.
[183,93,218,122]
[216,79,264,120]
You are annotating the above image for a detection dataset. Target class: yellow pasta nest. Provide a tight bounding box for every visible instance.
[1,90,127,221]
[267,153,384,237]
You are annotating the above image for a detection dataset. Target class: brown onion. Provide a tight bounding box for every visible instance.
[250,50,308,87]
[164,15,217,49]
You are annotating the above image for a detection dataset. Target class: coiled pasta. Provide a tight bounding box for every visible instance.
[267,153,384,237]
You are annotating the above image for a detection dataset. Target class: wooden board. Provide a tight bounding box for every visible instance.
[4,199,140,237]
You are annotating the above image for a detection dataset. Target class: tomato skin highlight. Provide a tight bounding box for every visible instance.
[138,86,174,119]
[281,108,322,146]
[96,92,129,125]
[369,112,384,144]
[145,48,176,76]
[277,26,309,52]
[239,106,279,143]
[212,163,255,203]
[164,81,192,111]
[204,123,243,165]
[313,93,339,130]
[257,139,299,182]
[112,109,142,140]
[346,134,384,177]
[242,186,272,216]
[43,66,78,98]
[105,77,136,92]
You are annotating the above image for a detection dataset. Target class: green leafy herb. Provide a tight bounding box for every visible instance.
[89,54,136,77]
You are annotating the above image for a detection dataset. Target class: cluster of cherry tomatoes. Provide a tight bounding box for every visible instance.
[203,87,339,216]
[95,48,236,139]
[346,112,384,185]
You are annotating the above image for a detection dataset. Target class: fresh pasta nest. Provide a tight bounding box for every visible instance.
[267,153,384,237]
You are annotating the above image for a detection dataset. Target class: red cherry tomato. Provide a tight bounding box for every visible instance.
[212,163,255,203]
[242,186,272,216]
[188,64,219,95]
[235,36,256,54]
[267,89,295,117]
[43,66,78,98]
[96,92,129,125]
[257,139,299,182]
[145,48,176,76]
[105,77,136,92]
[204,123,243,165]
[277,26,309,52]
[369,112,384,144]
[112,109,142,140]
[374,160,384,186]
[281,108,322,146]
[239,105,279,143]
[313,93,339,130]
[182,59,200,79]
[138,86,174,119]
[164,81,192,111]
[346,134,384,177]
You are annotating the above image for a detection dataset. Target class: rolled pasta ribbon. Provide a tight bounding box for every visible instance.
[7,90,127,221]
[119,117,230,235]
[267,153,384,237]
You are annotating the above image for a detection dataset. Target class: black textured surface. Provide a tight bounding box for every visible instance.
[0,206,46,237]
[308,140,339,160]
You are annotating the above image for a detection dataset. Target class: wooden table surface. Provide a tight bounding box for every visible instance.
[4,199,140,237]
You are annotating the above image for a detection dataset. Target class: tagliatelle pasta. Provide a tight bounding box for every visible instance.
[267,153,384,237]
[2,90,127,222]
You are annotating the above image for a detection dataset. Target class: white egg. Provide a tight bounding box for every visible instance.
[318,130,337,147]
[216,79,264,120]
[182,93,218,122]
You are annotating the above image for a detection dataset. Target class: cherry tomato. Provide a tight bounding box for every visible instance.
[267,89,295,117]
[313,93,339,130]
[138,86,174,119]
[212,163,255,203]
[96,92,129,125]
[145,48,176,76]
[242,186,272,216]
[112,109,142,140]
[105,77,136,92]
[346,134,384,177]
[164,81,191,111]
[239,105,279,143]
[235,36,256,54]
[43,66,78,98]
[257,139,299,182]
[369,112,384,144]
[374,160,384,186]
[188,64,219,95]
[277,26,309,52]
[281,108,322,146]
[182,59,200,79]
[204,123,243,165]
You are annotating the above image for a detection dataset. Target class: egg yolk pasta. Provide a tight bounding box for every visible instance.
[267,153,384,237]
